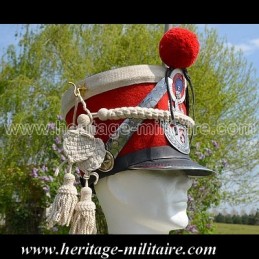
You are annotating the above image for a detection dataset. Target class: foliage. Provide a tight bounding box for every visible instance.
[170,140,224,234]
[188,26,259,206]
[0,117,65,233]
[214,209,259,226]
[0,24,258,234]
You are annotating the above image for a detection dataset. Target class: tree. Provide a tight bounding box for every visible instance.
[232,215,242,224]
[241,214,249,225]
[248,214,256,225]
[189,26,259,207]
[0,24,258,233]
[214,213,225,223]
[255,210,259,225]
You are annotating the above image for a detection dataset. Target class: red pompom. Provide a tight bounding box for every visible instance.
[159,27,200,68]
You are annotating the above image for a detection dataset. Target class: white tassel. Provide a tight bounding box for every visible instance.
[69,185,96,234]
[46,172,78,228]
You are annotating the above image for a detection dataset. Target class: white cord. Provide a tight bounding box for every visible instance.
[72,82,195,128]
[92,107,195,128]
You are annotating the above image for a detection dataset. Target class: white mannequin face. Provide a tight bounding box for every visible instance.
[95,170,193,234]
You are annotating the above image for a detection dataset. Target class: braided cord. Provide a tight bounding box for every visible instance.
[93,107,194,128]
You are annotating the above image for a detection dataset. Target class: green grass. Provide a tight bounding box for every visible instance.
[214,223,259,234]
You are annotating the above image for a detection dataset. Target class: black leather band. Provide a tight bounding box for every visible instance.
[84,145,212,187]
[97,146,188,177]
[86,146,181,187]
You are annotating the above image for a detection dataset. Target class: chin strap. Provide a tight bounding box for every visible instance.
[183,68,195,143]
[165,68,178,135]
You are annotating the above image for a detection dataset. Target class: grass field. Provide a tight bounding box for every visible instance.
[214,223,259,234]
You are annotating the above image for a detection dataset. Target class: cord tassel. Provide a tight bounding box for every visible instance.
[69,183,97,234]
[46,171,78,228]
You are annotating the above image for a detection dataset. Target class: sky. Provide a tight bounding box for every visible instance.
[0,24,20,52]
[198,24,259,77]
[0,24,258,214]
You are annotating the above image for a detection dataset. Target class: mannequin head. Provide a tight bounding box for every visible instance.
[95,170,193,234]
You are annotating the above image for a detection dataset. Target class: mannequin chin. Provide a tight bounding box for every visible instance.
[95,170,193,234]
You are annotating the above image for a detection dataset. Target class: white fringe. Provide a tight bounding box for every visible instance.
[69,186,96,234]
[46,173,78,228]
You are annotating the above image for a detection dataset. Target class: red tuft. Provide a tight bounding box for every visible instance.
[159,27,200,68]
